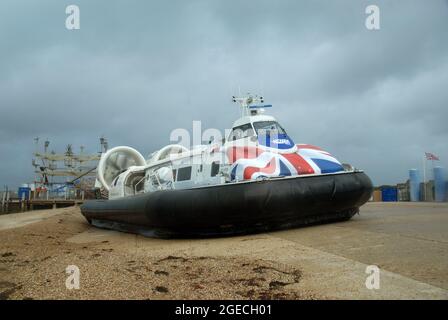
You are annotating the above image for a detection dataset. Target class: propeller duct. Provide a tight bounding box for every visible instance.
[97,146,146,191]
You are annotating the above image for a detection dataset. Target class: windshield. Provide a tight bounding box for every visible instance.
[228,123,255,141]
[253,121,287,136]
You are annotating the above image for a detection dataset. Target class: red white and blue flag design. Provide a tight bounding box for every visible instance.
[227,144,344,181]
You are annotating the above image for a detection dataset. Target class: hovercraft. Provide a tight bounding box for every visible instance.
[81,94,373,237]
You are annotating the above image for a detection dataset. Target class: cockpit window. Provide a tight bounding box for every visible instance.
[253,121,286,136]
[228,123,255,141]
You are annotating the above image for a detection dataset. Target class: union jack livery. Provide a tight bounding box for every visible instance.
[222,97,345,182]
[227,144,344,181]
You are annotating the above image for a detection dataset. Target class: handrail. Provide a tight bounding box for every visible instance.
[133,175,146,194]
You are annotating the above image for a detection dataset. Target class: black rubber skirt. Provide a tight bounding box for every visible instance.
[81,171,373,238]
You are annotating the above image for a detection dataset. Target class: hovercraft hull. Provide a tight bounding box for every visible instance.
[80,171,373,237]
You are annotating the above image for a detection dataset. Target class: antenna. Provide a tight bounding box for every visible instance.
[34,137,39,154]
[232,93,268,117]
[44,139,50,153]
[100,136,108,153]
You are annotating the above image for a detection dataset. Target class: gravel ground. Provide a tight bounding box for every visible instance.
[0,207,319,300]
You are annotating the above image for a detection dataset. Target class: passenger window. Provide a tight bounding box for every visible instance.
[177,166,192,181]
[172,169,177,181]
[211,162,220,177]
[228,123,255,141]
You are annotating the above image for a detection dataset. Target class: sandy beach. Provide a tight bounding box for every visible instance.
[1,203,447,300]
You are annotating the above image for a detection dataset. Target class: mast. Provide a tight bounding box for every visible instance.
[232,93,266,117]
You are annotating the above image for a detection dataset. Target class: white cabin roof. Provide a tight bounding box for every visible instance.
[232,114,277,128]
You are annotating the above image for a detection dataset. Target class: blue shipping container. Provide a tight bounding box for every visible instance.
[382,187,398,202]
[18,187,31,200]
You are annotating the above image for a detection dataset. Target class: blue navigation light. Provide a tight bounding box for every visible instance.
[249,104,273,109]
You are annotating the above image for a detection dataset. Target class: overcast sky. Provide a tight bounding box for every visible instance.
[0,0,447,189]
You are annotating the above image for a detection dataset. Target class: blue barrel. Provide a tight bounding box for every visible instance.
[381,186,398,202]
[409,169,420,202]
[18,187,30,200]
[434,166,446,202]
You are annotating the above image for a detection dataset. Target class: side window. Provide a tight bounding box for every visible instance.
[172,169,177,181]
[211,162,220,177]
[228,129,240,141]
[177,166,192,181]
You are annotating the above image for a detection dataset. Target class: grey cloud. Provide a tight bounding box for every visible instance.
[0,0,447,188]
